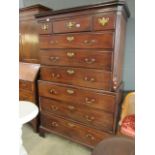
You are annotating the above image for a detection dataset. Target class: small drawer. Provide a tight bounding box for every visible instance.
[40,66,112,90]
[40,49,112,70]
[53,16,92,33]
[39,32,114,49]
[38,81,116,113]
[93,12,116,31]
[19,89,35,102]
[19,80,33,91]
[40,113,111,147]
[40,97,114,132]
[38,18,52,34]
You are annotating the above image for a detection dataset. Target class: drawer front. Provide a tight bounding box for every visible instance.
[19,89,35,102]
[38,81,116,113]
[53,16,92,33]
[40,66,112,90]
[41,113,111,147]
[39,32,114,49]
[38,18,52,34]
[19,80,33,91]
[40,97,114,131]
[40,50,112,70]
[93,12,116,31]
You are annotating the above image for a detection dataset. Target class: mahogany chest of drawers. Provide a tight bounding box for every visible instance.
[19,62,40,132]
[36,1,130,148]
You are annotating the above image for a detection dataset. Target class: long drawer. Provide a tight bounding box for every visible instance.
[40,49,112,70]
[40,97,114,132]
[38,80,116,113]
[40,113,111,147]
[39,32,114,49]
[40,66,112,90]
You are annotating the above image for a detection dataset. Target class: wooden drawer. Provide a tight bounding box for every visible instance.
[40,97,114,132]
[38,81,116,113]
[93,12,116,31]
[39,32,114,49]
[19,80,33,91]
[38,18,52,34]
[40,66,112,90]
[40,49,112,70]
[40,113,111,147]
[19,89,35,102]
[53,16,92,33]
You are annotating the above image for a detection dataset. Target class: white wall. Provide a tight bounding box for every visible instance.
[20,0,135,90]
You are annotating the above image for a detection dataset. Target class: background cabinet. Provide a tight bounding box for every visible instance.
[19,4,51,63]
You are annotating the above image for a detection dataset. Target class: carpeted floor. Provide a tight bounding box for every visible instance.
[22,125,92,155]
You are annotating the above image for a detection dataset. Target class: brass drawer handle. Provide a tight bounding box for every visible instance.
[51,121,58,127]
[50,40,58,44]
[84,77,96,82]
[85,97,96,104]
[41,24,48,30]
[51,105,58,111]
[84,58,96,64]
[86,134,95,140]
[66,69,75,75]
[66,89,74,95]
[51,73,60,79]
[67,52,75,58]
[49,89,58,95]
[49,56,59,62]
[67,105,75,111]
[67,36,74,42]
[67,122,76,128]
[98,17,109,26]
[83,40,96,45]
[66,21,75,29]
[85,115,95,122]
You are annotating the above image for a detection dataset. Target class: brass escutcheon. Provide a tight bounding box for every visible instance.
[66,69,75,75]
[67,36,74,42]
[67,122,75,127]
[66,89,74,95]
[67,52,75,58]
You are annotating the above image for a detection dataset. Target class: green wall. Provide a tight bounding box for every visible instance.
[20,0,135,90]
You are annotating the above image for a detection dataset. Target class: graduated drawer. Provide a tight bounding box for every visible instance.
[40,49,112,70]
[40,113,111,147]
[19,89,35,102]
[53,16,92,33]
[19,80,33,91]
[38,81,116,113]
[39,32,114,49]
[93,12,116,31]
[40,66,112,90]
[40,97,114,132]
